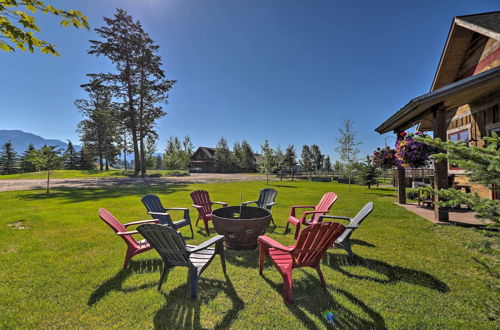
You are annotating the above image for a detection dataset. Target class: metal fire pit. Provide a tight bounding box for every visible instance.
[212,206,272,250]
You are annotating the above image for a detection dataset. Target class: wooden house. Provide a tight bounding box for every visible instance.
[190,147,217,173]
[376,11,500,221]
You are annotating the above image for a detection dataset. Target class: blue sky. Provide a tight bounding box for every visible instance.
[1,0,498,160]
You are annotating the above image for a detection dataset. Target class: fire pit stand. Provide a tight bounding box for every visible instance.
[212,206,272,250]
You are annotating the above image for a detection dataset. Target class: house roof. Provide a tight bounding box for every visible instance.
[431,11,500,91]
[456,11,500,40]
[193,147,217,159]
[375,66,500,134]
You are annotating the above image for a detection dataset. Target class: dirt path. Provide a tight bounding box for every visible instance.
[0,173,272,192]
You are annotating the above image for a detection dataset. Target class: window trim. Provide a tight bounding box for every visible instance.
[447,124,471,173]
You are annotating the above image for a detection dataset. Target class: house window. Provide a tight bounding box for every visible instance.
[448,128,469,170]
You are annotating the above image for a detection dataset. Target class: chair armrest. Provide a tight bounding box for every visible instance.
[266,202,277,207]
[213,201,228,207]
[188,235,224,253]
[318,215,351,222]
[241,201,257,206]
[258,235,293,252]
[346,225,359,230]
[165,207,189,211]
[124,219,160,227]
[117,230,139,236]
[192,204,203,209]
[290,205,315,217]
[148,211,168,216]
[166,208,190,219]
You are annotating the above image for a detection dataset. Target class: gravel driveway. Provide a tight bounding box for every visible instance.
[0,173,272,192]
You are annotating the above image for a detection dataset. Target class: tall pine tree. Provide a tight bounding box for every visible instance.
[0,142,17,174]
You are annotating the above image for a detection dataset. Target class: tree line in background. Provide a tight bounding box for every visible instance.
[0,141,95,175]
[76,9,175,177]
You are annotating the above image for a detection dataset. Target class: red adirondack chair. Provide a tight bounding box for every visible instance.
[259,222,346,302]
[190,190,228,234]
[285,192,338,238]
[98,208,159,268]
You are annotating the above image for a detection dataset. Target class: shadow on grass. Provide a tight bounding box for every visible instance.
[270,184,298,188]
[88,259,162,306]
[323,252,449,292]
[153,276,244,329]
[225,249,259,268]
[261,270,387,329]
[19,185,190,203]
[349,238,376,248]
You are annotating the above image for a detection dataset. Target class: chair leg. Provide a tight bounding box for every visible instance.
[204,219,210,235]
[158,265,170,291]
[123,248,135,269]
[189,222,194,238]
[315,265,327,291]
[284,221,290,234]
[259,244,267,275]
[294,224,300,239]
[271,217,277,227]
[342,240,353,258]
[188,268,198,299]
[218,242,227,275]
[281,270,293,302]
[196,217,200,227]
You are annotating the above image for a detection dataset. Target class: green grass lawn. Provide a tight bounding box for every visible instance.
[0,169,187,180]
[0,181,497,328]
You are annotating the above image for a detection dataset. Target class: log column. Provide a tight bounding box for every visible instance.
[394,130,406,204]
[432,103,449,221]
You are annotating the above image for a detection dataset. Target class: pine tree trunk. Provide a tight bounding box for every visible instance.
[123,133,128,171]
[126,64,140,176]
[46,170,50,194]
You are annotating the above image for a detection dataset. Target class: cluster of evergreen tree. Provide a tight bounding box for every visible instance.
[213,137,256,173]
[0,141,95,175]
[76,9,175,176]
[163,136,193,170]
[299,144,332,178]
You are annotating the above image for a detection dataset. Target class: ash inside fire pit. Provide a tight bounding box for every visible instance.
[212,206,272,250]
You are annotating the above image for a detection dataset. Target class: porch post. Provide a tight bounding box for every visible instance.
[432,103,449,221]
[394,130,406,204]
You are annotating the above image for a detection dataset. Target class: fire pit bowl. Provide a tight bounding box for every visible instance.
[212,206,272,250]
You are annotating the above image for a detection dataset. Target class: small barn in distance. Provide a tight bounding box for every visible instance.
[190,147,217,172]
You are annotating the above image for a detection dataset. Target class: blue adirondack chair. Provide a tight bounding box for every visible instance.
[137,223,226,299]
[141,194,194,238]
[241,188,278,226]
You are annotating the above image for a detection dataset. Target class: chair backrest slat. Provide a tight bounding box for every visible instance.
[141,194,174,226]
[310,192,337,223]
[190,190,213,215]
[137,224,190,266]
[340,202,374,241]
[293,222,345,265]
[142,194,167,213]
[257,188,277,209]
[98,208,137,247]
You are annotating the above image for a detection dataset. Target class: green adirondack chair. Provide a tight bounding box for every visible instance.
[137,223,226,299]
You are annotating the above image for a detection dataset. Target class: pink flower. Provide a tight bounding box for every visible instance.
[400,131,407,137]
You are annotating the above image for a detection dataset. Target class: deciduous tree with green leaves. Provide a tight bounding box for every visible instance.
[259,139,275,184]
[0,0,88,55]
[27,145,61,193]
[335,119,361,192]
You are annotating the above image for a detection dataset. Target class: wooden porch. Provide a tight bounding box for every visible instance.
[397,202,490,227]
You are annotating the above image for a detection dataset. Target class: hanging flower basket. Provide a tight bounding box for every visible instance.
[395,131,436,168]
[372,146,396,169]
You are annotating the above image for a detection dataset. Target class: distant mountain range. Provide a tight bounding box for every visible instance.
[0,130,81,153]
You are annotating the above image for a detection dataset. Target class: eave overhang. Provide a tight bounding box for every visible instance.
[375,66,500,134]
